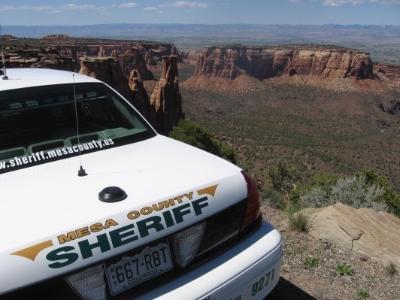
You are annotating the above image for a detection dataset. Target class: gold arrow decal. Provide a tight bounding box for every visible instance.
[11,240,53,261]
[197,184,219,197]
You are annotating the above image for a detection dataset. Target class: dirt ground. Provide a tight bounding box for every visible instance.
[262,206,400,300]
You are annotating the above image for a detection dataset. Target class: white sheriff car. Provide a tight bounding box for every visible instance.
[0,68,283,300]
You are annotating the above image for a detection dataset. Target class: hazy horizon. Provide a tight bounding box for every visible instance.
[3,23,400,27]
[0,0,399,26]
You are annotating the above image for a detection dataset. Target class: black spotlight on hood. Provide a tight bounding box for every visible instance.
[99,186,127,203]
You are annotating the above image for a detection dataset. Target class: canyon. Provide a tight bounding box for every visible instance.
[2,36,400,135]
[189,45,399,84]
[2,36,182,134]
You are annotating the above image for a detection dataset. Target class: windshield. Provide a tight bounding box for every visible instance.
[0,82,156,174]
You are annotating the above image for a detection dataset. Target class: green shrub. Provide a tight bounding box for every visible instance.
[358,170,400,217]
[263,189,285,208]
[170,120,236,163]
[304,256,319,269]
[300,174,385,209]
[356,289,369,299]
[337,263,354,276]
[268,162,298,194]
[311,173,339,190]
[284,204,309,233]
[290,170,400,218]
[381,190,400,217]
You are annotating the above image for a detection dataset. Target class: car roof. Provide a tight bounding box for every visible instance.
[0,68,100,91]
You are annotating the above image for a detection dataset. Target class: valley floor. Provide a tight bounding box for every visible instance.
[179,73,400,300]
[180,79,400,188]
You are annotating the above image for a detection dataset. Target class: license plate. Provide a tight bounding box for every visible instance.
[105,243,173,296]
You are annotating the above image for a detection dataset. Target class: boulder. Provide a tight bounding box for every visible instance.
[306,203,400,268]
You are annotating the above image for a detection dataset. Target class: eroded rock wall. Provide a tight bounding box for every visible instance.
[79,57,133,101]
[375,63,400,84]
[194,46,374,80]
[149,55,184,134]
[79,56,183,134]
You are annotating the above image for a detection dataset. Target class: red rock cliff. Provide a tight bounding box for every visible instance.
[118,48,154,80]
[149,55,184,134]
[375,63,400,84]
[128,69,150,118]
[79,56,183,134]
[193,46,374,80]
[4,37,177,80]
[79,57,133,100]
[79,57,153,117]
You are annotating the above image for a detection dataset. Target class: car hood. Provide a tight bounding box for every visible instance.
[0,135,247,294]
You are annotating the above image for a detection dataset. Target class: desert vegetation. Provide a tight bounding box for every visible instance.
[169,117,400,220]
[269,166,400,218]
[178,59,400,299]
[180,80,400,219]
[170,119,236,164]
[336,262,354,276]
[356,289,370,300]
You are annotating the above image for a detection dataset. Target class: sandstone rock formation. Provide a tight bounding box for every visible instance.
[183,49,202,65]
[3,36,184,134]
[118,48,154,80]
[98,45,107,57]
[79,56,183,134]
[128,69,150,117]
[5,47,76,70]
[306,203,400,267]
[79,57,133,101]
[1,34,17,42]
[375,63,400,84]
[3,36,177,78]
[111,49,119,58]
[149,55,184,134]
[193,46,374,80]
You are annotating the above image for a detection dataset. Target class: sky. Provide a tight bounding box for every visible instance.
[0,0,399,26]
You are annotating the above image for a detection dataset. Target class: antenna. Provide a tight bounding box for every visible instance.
[72,73,88,177]
[0,25,8,80]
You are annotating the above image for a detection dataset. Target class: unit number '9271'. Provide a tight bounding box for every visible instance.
[251,269,275,297]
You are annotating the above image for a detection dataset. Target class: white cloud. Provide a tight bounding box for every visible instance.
[65,4,97,10]
[143,5,164,13]
[290,0,400,5]
[158,1,209,8]
[144,6,159,10]
[0,5,53,12]
[173,1,209,8]
[116,3,138,8]
[371,0,400,2]
[322,0,363,6]
[0,3,138,12]
[0,1,208,13]
[143,1,209,12]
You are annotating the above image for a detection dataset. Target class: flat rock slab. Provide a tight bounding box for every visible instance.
[305,203,400,267]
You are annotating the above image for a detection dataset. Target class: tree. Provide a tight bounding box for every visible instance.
[170,120,236,164]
